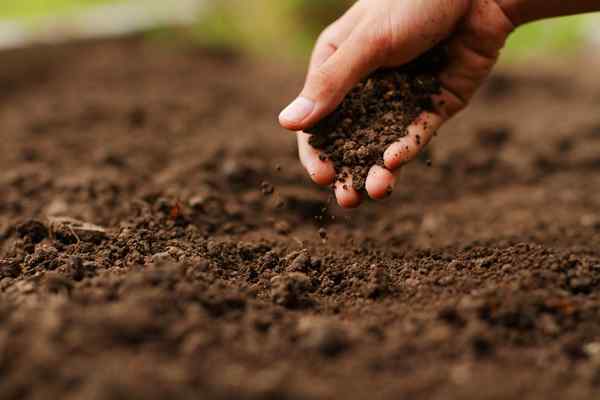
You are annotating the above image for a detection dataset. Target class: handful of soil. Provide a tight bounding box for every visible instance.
[306,48,446,191]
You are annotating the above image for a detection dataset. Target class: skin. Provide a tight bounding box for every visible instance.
[279,0,600,208]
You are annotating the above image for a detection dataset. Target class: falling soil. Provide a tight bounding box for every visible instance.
[1,37,600,400]
[307,48,444,191]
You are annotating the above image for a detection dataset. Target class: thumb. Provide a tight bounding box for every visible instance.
[279,25,387,131]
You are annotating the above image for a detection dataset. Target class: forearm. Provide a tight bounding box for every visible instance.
[496,0,600,26]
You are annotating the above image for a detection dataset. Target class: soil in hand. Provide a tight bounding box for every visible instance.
[307,48,445,191]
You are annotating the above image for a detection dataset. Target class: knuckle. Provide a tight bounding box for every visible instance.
[308,67,338,99]
[366,29,392,61]
[318,25,338,44]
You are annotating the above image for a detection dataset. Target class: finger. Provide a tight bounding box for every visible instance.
[334,170,361,209]
[297,132,336,186]
[384,112,444,171]
[279,21,385,132]
[435,0,513,118]
[307,2,366,75]
[365,165,395,200]
[435,40,497,118]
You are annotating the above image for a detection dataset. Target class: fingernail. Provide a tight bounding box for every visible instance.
[279,97,315,125]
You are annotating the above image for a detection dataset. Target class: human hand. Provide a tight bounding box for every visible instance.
[279,0,515,208]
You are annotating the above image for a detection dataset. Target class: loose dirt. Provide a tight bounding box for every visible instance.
[1,38,600,400]
[307,48,444,191]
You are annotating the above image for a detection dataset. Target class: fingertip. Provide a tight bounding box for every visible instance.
[365,165,395,200]
[279,97,316,131]
[384,138,417,170]
[384,113,442,170]
[297,132,336,186]
[307,158,336,186]
[334,175,361,209]
[278,114,298,131]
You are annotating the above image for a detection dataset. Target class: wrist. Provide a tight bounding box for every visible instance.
[493,0,525,27]
[494,0,600,26]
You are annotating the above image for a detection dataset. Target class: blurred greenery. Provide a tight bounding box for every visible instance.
[190,0,352,56]
[0,0,123,20]
[0,0,597,62]
[504,14,595,60]
[192,0,597,62]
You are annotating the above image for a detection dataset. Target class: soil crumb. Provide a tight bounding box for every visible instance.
[306,48,445,191]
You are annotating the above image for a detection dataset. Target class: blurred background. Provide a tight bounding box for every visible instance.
[0,0,599,62]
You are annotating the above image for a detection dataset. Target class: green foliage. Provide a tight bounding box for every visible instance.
[0,0,123,20]
[192,1,597,62]
[503,15,593,60]
[190,0,352,57]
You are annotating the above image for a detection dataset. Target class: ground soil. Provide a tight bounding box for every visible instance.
[307,49,444,191]
[1,38,600,400]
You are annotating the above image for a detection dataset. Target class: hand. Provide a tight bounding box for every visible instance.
[279,0,515,208]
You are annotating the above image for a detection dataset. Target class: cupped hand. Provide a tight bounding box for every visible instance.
[279,0,515,208]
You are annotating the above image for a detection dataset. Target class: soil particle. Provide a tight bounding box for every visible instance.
[477,126,512,149]
[0,258,20,278]
[16,220,49,244]
[151,251,175,265]
[306,48,445,191]
[260,180,275,196]
[363,264,391,299]
[270,272,313,309]
[298,317,351,357]
[318,227,328,240]
[285,250,317,273]
[273,220,292,235]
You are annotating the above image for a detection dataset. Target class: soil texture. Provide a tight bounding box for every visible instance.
[1,38,600,400]
[307,49,444,191]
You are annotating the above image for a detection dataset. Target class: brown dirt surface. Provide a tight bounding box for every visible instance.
[1,37,600,400]
[306,48,444,191]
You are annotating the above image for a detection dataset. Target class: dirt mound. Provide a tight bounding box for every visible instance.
[1,38,600,399]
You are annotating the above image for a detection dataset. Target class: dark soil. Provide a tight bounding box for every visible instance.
[307,49,444,191]
[1,37,600,400]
